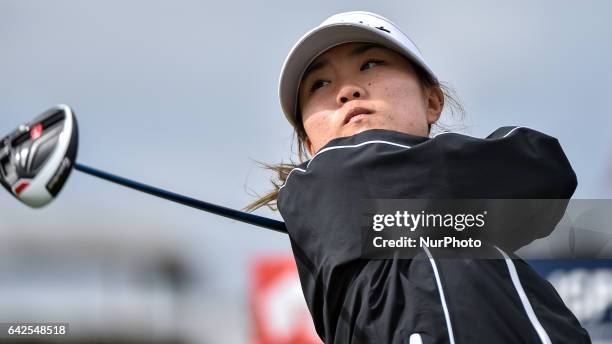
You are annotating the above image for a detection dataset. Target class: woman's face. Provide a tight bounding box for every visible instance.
[298,42,443,155]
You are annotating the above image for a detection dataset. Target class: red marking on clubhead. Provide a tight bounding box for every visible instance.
[14,181,30,195]
[30,123,43,140]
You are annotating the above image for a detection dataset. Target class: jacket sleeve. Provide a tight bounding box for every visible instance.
[428,126,578,250]
[447,126,577,199]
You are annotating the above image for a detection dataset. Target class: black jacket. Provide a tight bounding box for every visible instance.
[277,127,591,344]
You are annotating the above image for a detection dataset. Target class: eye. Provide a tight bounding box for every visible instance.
[309,79,330,93]
[360,59,385,71]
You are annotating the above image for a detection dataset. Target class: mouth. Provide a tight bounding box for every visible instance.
[344,107,373,125]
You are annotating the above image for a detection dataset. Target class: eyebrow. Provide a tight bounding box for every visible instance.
[300,43,381,84]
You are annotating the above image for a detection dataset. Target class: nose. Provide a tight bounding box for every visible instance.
[337,84,366,105]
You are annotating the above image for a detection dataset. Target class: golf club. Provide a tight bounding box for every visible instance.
[0,104,288,234]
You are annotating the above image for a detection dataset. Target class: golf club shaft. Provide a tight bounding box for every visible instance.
[74,163,288,234]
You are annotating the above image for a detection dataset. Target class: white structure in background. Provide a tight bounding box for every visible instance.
[548,268,612,344]
[0,226,193,343]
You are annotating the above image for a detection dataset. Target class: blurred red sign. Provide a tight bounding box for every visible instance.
[250,255,322,344]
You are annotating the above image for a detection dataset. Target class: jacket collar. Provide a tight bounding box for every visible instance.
[320,128,430,150]
[297,129,431,169]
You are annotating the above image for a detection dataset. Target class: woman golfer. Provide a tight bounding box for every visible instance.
[246,11,590,344]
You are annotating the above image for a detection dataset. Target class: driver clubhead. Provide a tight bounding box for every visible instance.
[0,104,78,208]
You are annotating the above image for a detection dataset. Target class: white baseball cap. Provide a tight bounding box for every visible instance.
[278,11,438,129]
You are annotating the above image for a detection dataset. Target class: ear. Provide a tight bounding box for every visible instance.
[425,86,444,125]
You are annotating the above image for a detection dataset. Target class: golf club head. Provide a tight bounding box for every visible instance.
[0,104,78,208]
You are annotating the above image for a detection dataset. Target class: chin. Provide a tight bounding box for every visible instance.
[349,120,394,135]
[344,125,373,137]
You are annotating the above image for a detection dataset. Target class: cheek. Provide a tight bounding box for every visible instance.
[378,76,426,118]
[381,75,421,102]
[368,74,430,136]
[303,111,339,150]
